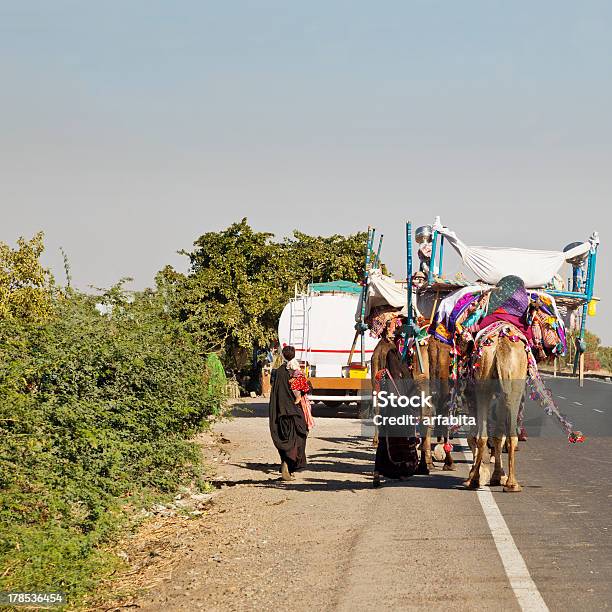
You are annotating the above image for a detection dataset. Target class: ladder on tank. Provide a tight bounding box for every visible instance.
[288,296,309,363]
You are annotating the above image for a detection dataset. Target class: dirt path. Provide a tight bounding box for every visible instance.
[112,400,518,611]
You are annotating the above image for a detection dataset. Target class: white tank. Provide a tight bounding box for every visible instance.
[277,293,378,378]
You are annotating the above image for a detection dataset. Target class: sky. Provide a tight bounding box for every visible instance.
[1,1,610,341]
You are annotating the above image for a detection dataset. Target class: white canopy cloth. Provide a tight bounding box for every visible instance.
[432,217,599,289]
[356,268,408,320]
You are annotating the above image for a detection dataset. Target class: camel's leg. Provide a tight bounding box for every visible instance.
[494,342,526,493]
[503,436,522,492]
[489,436,506,486]
[415,371,433,474]
[463,379,479,463]
[465,384,491,488]
[489,439,496,463]
[464,436,487,488]
[465,365,494,488]
[467,434,477,456]
[442,436,455,471]
[436,355,453,471]
[420,338,445,474]
[426,440,434,470]
[416,424,431,475]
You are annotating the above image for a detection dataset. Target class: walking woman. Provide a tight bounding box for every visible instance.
[372,322,419,488]
[269,345,309,480]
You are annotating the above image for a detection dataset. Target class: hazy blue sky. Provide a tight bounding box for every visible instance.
[1,1,610,341]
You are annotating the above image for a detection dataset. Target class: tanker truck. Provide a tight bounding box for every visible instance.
[277,281,376,408]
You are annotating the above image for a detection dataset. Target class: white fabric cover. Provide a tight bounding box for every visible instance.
[356,268,408,319]
[431,285,486,326]
[432,217,599,289]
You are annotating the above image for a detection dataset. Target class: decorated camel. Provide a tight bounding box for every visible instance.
[363,220,593,489]
[463,322,528,492]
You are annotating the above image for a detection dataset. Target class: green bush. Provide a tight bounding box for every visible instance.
[0,287,225,604]
[598,346,612,372]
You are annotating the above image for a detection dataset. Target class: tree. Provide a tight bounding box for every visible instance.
[578,330,606,372]
[161,219,371,370]
[598,346,612,372]
[158,219,284,369]
[0,232,55,321]
[0,236,225,604]
[283,230,369,288]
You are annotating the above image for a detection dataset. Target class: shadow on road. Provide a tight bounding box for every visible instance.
[231,401,366,419]
[212,471,471,492]
[217,435,471,492]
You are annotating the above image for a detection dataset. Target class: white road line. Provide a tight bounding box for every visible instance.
[557,396,567,400]
[460,439,549,612]
[593,409,604,413]
[573,402,583,406]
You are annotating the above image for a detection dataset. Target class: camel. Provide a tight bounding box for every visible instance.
[421,336,455,472]
[411,339,432,474]
[463,323,528,493]
[368,282,462,474]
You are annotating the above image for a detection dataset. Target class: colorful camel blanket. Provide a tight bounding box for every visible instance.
[470,321,584,444]
[429,279,566,359]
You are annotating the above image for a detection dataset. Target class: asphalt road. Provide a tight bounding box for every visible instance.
[134,376,611,611]
[522,375,612,437]
[348,375,612,610]
[312,375,612,610]
[493,376,612,610]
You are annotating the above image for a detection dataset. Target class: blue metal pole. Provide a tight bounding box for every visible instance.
[360,228,374,365]
[587,248,597,298]
[406,222,413,330]
[547,290,590,300]
[402,222,413,362]
[348,227,373,366]
[573,249,594,375]
[360,226,373,315]
[438,236,445,276]
[404,222,424,370]
[429,230,438,285]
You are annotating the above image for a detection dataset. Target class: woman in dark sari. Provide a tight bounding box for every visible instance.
[373,331,419,488]
[269,345,308,480]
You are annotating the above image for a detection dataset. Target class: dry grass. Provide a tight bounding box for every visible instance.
[83,513,209,611]
[82,431,229,611]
